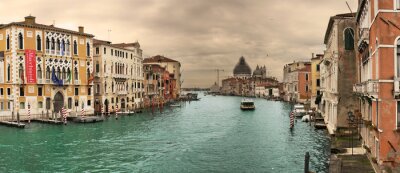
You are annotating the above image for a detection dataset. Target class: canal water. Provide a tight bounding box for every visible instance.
[0,94,330,173]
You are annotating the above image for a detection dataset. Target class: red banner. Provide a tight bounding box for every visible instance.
[25,50,37,84]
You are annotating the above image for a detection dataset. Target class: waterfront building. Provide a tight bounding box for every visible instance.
[222,56,278,97]
[320,13,357,135]
[311,54,323,109]
[0,16,94,120]
[282,61,311,103]
[255,83,280,98]
[354,0,400,168]
[209,82,220,94]
[143,64,175,107]
[143,55,181,99]
[92,39,144,113]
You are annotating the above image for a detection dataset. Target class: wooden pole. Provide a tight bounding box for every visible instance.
[304,152,310,173]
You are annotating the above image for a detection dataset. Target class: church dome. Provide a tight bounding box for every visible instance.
[233,56,252,77]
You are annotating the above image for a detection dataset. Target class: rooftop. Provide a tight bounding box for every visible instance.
[143,55,179,63]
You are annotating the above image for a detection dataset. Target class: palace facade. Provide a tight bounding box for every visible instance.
[0,16,94,120]
[93,39,144,113]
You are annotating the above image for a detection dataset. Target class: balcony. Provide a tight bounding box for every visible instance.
[117,91,128,95]
[74,80,81,85]
[354,80,379,98]
[357,28,369,49]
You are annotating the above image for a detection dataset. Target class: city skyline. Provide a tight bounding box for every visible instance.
[0,0,357,87]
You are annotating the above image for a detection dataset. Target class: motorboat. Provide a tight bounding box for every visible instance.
[240,98,255,110]
[293,104,306,117]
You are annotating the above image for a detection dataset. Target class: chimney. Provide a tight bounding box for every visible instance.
[24,16,36,25]
[78,26,84,33]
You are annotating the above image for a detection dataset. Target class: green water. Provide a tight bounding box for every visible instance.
[0,95,330,173]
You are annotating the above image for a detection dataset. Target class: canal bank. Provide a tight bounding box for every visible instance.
[0,95,330,172]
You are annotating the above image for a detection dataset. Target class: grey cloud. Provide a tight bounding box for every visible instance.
[0,0,358,87]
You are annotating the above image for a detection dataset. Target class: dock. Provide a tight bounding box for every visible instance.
[32,119,64,125]
[314,123,327,129]
[73,116,104,123]
[0,121,25,128]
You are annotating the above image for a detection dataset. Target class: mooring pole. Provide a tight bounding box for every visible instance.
[304,152,310,173]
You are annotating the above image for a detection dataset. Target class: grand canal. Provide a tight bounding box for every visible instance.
[0,94,330,172]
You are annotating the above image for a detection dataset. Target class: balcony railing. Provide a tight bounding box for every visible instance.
[74,80,81,85]
[354,79,379,97]
[37,79,44,84]
[117,91,128,95]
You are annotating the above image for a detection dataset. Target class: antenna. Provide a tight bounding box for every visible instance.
[346,1,353,14]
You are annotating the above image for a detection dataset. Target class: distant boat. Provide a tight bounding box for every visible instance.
[170,104,181,107]
[240,98,255,110]
[293,104,306,117]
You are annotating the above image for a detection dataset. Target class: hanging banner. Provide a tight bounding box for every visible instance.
[25,49,37,84]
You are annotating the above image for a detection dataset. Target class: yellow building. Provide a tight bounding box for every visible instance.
[0,16,94,120]
[310,54,323,109]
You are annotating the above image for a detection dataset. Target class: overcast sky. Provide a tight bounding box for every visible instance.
[0,0,358,88]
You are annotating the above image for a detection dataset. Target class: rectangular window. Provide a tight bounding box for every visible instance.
[68,98,72,109]
[75,87,79,95]
[7,101,11,110]
[104,47,106,54]
[111,49,113,56]
[0,88,3,95]
[7,88,10,96]
[0,102,3,110]
[95,47,99,54]
[20,102,25,109]
[20,87,24,96]
[38,101,43,108]
[316,64,320,71]
[316,79,320,87]
[88,87,91,95]
[376,101,379,129]
[96,63,100,73]
[87,100,91,106]
[305,74,309,81]
[38,87,43,96]
[306,85,309,92]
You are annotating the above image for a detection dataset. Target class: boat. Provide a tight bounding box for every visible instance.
[293,104,306,117]
[170,104,181,107]
[240,98,255,110]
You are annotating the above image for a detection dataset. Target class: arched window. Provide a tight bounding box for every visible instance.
[61,40,65,55]
[74,67,78,80]
[67,68,71,81]
[104,82,107,93]
[37,65,42,79]
[18,63,24,81]
[112,82,114,92]
[6,35,10,50]
[51,38,55,50]
[344,28,354,50]
[37,35,42,51]
[87,68,90,80]
[86,42,90,57]
[56,39,60,54]
[66,40,70,53]
[57,67,61,78]
[46,66,50,79]
[104,64,106,73]
[62,68,66,80]
[7,64,10,81]
[46,37,50,50]
[18,33,23,49]
[73,40,78,55]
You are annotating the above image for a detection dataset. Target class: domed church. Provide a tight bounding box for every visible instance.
[233,56,252,78]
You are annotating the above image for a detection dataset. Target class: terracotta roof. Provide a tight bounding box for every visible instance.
[93,39,111,45]
[0,16,94,37]
[144,55,179,63]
